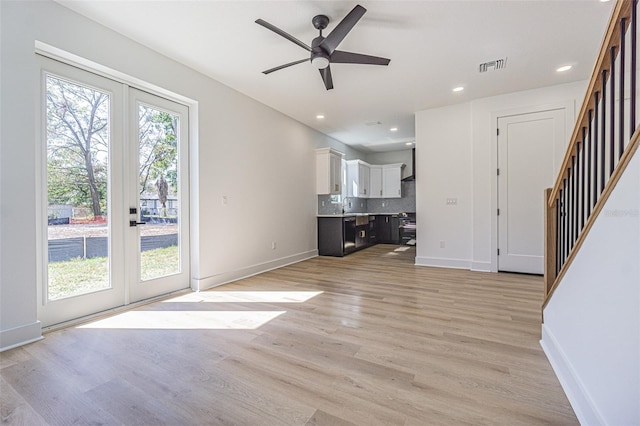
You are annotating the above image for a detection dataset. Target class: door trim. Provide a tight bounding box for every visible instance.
[490,101,575,273]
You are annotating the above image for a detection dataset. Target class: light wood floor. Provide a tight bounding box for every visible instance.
[1,245,576,425]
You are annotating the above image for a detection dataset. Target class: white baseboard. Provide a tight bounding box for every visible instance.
[0,321,43,352]
[540,324,605,426]
[470,261,492,272]
[191,250,318,291]
[414,256,471,270]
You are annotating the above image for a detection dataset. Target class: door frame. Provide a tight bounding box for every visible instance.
[35,45,199,329]
[490,100,575,273]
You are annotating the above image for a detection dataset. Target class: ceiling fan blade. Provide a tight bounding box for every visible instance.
[320,4,366,55]
[319,66,334,90]
[255,19,311,52]
[262,58,309,74]
[331,50,390,66]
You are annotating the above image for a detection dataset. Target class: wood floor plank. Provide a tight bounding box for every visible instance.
[0,244,576,425]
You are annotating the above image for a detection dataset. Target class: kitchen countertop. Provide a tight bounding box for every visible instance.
[317,213,405,218]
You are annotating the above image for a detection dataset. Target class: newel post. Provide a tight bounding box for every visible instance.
[544,188,557,298]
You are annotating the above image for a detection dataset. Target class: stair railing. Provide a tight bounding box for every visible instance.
[544,0,640,307]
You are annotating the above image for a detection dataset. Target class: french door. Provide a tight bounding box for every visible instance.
[39,57,190,327]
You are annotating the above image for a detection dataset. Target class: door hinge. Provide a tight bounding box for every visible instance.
[497,248,500,255]
[497,128,500,136]
[497,168,500,176]
[497,208,500,215]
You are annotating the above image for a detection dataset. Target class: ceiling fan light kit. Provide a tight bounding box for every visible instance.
[256,4,390,90]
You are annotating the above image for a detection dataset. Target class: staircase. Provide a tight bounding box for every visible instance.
[541,1,640,424]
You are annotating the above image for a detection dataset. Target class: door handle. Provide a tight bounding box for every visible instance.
[129,220,146,227]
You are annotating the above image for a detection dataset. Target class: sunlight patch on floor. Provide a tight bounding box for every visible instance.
[164,290,323,304]
[77,310,286,330]
[394,246,411,252]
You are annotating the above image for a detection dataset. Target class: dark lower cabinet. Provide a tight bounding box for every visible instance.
[376,214,400,244]
[318,214,402,257]
[318,216,356,257]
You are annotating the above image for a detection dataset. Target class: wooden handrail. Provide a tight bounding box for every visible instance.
[549,0,631,204]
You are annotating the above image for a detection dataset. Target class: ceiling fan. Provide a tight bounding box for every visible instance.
[255,4,390,90]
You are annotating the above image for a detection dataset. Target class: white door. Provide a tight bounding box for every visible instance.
[497,109,566,274]
[39,57,190,327]
[128,89,190,303]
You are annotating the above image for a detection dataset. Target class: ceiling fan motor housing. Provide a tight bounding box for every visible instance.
[311,35,330,69]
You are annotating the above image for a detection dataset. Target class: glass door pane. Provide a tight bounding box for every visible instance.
[46,75,111,300]
[137,104,180,281]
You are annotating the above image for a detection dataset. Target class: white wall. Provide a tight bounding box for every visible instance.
[415,81,586,271]
[415,103,472,268]
[542,149,639,426]
[0,0,357,350]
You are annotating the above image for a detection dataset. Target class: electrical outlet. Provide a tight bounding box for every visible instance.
[222,196,228,205]
[271,241,276,250]
[382,202,385,207]
[446,198,457,205]
[440,240,445,248]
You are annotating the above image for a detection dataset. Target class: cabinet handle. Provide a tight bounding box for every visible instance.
[380,190,382,196]
[398,189,401,195]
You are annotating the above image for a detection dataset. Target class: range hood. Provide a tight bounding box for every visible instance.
[402,148,416,181]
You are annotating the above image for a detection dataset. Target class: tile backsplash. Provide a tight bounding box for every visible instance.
[317,180,416,215]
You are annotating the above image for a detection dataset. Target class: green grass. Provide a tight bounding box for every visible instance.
[48,245,179,300]
[140,245,180,281]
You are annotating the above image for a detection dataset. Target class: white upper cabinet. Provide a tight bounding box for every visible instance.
[369,165,383,198]
[346,160,371,198]
[382,163,404,198]
[315,148,344,195]
[369,163,404,198]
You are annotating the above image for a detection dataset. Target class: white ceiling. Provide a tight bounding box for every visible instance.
[56,0,613,152]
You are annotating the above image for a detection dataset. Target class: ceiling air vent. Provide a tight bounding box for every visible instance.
[365,121,382,126]
[479,58,507,73]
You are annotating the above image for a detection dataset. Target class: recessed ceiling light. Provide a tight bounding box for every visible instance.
[557,65,573,72]
[390,127,398,132]
[453,86,464,92]
[316,114,325,119]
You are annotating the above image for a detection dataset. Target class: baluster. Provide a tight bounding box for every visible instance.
[564,178,570,260]
[610,46,616,177]
[575,142,581,239]
[632,0,637,134]
[572,158,577,246]
[601,70,607,194]
[556,196,561,274]
[593,92,599,209]
[580,127,586,231]
[587,110,593,218]
[620,17,626,161]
